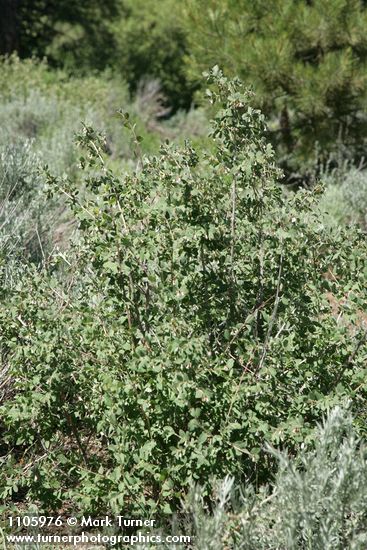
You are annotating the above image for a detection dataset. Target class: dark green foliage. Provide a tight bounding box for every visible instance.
[0,71,367,515]
[184,0,367,176]
[112,0,196,111]
[0,0,195,111]
[0,0,19,55]
[0,0,120,70]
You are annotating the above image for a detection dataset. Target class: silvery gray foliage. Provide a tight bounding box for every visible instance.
[0,139,57,266]
[0,139,41,259]
[0,139,39,200]
[320,166,367,230]
[170,408,367,550]
[265,407,367,550]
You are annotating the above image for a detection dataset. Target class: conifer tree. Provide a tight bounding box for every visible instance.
[184,0,367,175]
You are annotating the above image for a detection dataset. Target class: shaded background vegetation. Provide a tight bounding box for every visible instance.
[3,0,367,174]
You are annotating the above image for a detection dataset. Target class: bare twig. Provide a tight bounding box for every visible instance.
[258,253,283,373]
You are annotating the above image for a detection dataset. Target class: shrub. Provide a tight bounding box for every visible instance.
[177,407,367,549]
[0,139,53,264]
[0,55,206,268]
[320,166,367,229]
[0,69,366,516]
[0,57,124,173]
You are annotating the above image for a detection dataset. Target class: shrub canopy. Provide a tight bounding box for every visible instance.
[1,70,367,515]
